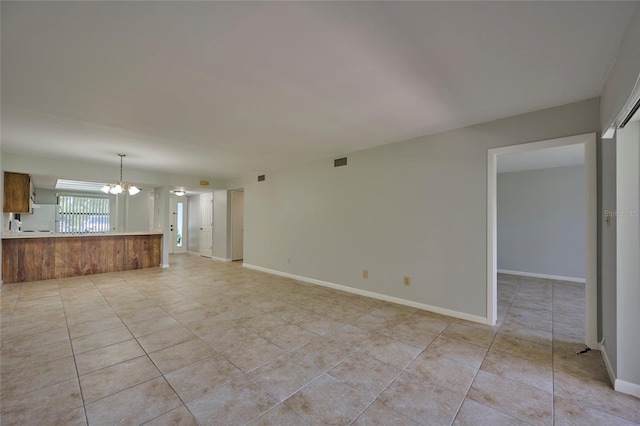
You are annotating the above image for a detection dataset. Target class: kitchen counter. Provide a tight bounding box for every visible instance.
[2,231,162,239]
[2,233,163,284]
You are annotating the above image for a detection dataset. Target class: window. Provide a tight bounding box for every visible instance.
[58,195,110,234]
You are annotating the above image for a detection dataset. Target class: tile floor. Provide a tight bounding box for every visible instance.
[1,254,639,425]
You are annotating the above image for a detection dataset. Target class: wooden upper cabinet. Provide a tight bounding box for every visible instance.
[3,172,34,213]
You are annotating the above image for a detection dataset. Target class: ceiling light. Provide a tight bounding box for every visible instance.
[100,154,141,195]
[174,190,185,197]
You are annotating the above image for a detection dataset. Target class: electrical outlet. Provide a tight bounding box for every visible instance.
[363,270,368,279]
[404,276,411,286]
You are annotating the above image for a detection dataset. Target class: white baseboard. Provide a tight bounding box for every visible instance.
[600,345,640,398]
[615,379,640,399]
[497,269,585,283]
[211,256,231,262]
[161,264,170,268]
[243,263,489,325]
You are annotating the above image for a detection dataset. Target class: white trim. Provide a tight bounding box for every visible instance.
[211,255,231,262]
[497,269,585,283]
[584,136,598,348]
[243,263,489,325]
[615,379,640,399]
[487,133,598,348]
[161,264,170,268]
[601,345,617,388]
[487,150,498,326]
[186,251,201,256]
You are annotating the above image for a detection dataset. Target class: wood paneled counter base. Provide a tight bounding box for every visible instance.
[2,233,162,284]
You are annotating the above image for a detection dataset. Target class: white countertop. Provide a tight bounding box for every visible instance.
[2,231,163,239]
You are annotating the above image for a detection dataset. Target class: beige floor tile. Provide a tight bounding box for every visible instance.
[328,352,401,400]
[164,355,243,402]
[297,313,346,336]
[0,378,83,426]
[284,374,370,425]
[468,370,552,424]
[144,405,198,426]
[380,322,438,349]
[406,351,477,394]
[68,316,125,339]
[497,322,553,348]
[249,353,325,401]
[292,338,356,371]
[0,339,73,372]
[0,255,624,425]
[75,339,145,375]
[224,336,287,372]
[187,374,278,425]
[442,323,496,348]
[481,348,553,393]
[361,336,422,370]
[325,324,377,350]
[126,315,180,337]
[261,323,318,352]
[553,395,637,426]
[137,325,197,353]
[248,403,306,425]
[352,400,420,426]
[423,335,488,369]
[490,334,552,366]
[379,372,465,425]
[86,377,181,425]
[453,398,529,425]
[200,326,258,356]
[79,355,161,403]
[148,338,216,374]
[553,369,640,423]
[72,326,133,354]
[1,355,77,397]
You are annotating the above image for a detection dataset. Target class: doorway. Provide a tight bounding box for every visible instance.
[170,196,187,254]
[230,190,244,261]
[487,133,598,348]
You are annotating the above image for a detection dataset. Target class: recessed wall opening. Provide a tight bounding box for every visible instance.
[487,133,598,348]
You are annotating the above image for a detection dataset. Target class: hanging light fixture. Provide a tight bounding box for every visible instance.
[101,154,141,195]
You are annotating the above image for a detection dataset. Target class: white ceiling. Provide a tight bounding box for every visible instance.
[497,144,585,174]
[1,2,637,180]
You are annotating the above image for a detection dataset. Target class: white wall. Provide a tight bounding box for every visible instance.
[235,98,600,320]
[125,189,153,232]
[497,165,585,280]
[187,194,200,253]
[601,4,640,133]
[616,121,640,394]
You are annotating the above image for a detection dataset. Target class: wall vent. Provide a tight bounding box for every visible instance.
[334,157,348,167]
[258,174,266,182]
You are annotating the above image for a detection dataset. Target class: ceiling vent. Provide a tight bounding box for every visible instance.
[334,157,348,167]
[258,174,266,182]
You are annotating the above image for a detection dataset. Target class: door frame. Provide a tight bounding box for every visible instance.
[487,133,598,348]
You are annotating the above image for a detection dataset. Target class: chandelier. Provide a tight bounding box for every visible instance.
[101,154,141,195]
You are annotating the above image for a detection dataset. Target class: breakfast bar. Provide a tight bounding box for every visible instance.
[1,232,162,284]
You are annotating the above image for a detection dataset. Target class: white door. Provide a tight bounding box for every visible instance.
[231,191,244,261]
[199,193,213,258]
[170,197,187,254]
